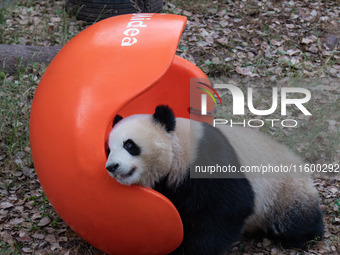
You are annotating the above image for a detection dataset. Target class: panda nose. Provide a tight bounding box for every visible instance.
[106,163,119,173]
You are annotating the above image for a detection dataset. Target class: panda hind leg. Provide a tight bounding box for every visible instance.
[181,215,246,255]
[268,206,324,249]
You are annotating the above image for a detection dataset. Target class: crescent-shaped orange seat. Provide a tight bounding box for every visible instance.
[30,14,213,254]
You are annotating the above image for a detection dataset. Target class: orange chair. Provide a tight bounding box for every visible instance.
[30,14,214,254]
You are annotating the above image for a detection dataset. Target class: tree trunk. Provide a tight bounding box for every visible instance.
[0,44,62,72]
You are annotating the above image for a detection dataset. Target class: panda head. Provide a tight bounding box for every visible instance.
[105,105,176,187]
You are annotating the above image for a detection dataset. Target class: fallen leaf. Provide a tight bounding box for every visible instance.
[286,49,301,56]
[34,250,49,255]
[9,217,24,225]
[0,202,14,209]
[197,41,209,47]
[252,38,261,45]
[303,70,314,77]
[183,10,192,16]
[32,233,45,240]
[212,57,220,64]
[308,44,318,53]
[236,66,248,75]
[17,235,32,242]
[51,242,62,250]
[216,37,229,46]
[237,52,246,59]
[328,120,336,126]
[247,52,255,59]
[22,247,32,253]
[31,212,42,220]
[322,34,339,50]
[45,234,57,243]
[290,58,300,65]
[235,66,259,77]
[38,216,51,227]
[328,186,338,194]
[1,231,14,245]
[301,35,317,45]
[275,67,283,75]
[270,39,285,46]
[310,10,318,16]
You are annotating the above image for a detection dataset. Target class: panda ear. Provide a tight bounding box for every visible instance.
[112,114,123,127]
[153,105,176,132]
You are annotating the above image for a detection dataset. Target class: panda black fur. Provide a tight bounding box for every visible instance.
[106,105,324,255]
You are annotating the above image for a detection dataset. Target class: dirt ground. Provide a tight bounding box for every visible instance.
[0,0,339,254]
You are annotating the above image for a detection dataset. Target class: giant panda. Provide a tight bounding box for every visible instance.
[106,105,324,255]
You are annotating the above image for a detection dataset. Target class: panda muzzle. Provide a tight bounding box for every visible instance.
[106,164,136,180]
[106,163,119,174]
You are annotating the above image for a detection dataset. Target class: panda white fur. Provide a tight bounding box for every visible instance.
[106,105,324,255]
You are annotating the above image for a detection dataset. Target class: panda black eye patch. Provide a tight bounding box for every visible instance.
[123,139,141,156]
[105,140,110,157]
[106,147,111,157]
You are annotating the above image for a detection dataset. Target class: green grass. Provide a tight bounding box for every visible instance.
[0,2,90,252]
[202,61,234,77]
[0,1,16,43]
[1,0,85,46]
[0,241,11,253]
[0,240,22,255]
[335,199,340,213]
[0,1,83,165]
[0,5,8,25]
[0,65,38,158]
